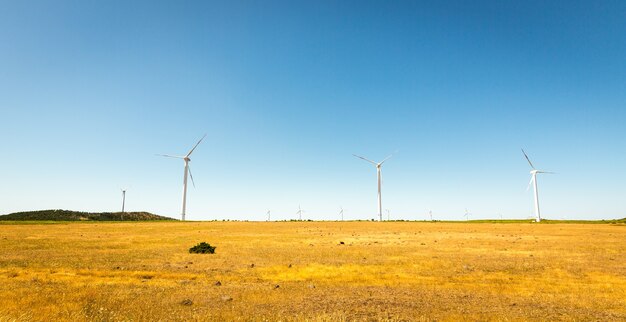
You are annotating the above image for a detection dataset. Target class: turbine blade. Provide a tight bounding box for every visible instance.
[157,154,184,159]
[538,171,556,174]
[186,134,207,157]
[353,154,377,165]
[527,175,534,191]
[188,166,196,188]
[379,153,394,165]
[521,149,535,169]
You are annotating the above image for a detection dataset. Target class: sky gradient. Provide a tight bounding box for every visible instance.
[1,1,625,220]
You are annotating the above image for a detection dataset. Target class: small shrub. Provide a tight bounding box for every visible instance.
[189,242,216,254]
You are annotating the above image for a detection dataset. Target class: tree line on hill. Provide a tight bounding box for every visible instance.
[0,209,176,221]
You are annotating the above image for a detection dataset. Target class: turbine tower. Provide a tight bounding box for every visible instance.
[339,207,344,221]
[522,149,554,222]
[120,188,127,214]
[158,134,206,221]
[353,153,393,221]
[267,210,271,222]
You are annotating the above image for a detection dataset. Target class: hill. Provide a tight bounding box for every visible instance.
[0,209,176,221]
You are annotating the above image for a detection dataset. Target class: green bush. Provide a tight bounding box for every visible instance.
[189,242,216,254]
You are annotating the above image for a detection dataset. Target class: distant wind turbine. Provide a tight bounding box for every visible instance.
[339,207,344,221]
[267,210,271,222]
[296,205,304,221]
[120,188,127,215]
[158,134,206,221]
[522,149,554,222]
[353,153,394,221]
[429,210,433,221]
[386,209,391,221]
[464,208,470,221]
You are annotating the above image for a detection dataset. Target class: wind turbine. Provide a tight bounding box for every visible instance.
[353,153,393,221]
[464,208,470,221]
[120,188,127,215]
[522,149,554,222]
[339,207,344,221]
[158,134,206,221]
[429,210,433,221]
[296,205,304,221]
[386,209,391,221]
[266,210,271,222]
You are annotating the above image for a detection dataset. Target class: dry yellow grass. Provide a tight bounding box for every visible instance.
[0,221,625,321]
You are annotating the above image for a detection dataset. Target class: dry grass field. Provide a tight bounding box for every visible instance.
[0,221,625,321]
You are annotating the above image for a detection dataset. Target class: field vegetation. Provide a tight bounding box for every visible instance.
[0,221,624,321]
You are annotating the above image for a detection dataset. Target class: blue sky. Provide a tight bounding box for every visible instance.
[1,1,624,220]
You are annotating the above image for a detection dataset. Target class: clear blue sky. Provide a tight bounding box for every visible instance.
[1,1,624,220]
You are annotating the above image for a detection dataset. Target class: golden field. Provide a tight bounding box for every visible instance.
[0,221,625,321]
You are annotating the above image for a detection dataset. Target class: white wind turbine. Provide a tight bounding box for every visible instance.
[353,153,393,221]
[296,205,304,221]
[120,188,127,214]
[266,210,271,222]
[339,207,344,221]
[522,149,554,222]
[158,134,206,221]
